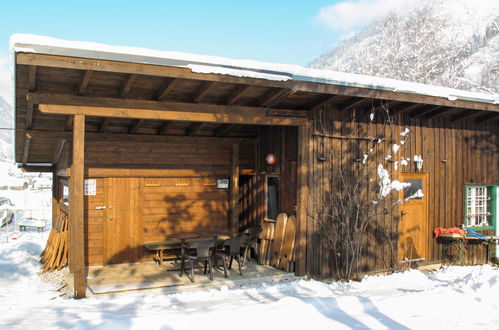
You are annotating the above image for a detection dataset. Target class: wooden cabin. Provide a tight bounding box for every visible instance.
[12,35,499,297]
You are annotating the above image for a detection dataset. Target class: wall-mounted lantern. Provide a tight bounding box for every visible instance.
[265,153,277,165]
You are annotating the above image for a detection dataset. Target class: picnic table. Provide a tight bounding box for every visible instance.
[18,218,47,232]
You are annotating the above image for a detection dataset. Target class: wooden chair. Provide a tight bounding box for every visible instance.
[215,237,244,276]
[183,240,216,282]
[240,226,261,266]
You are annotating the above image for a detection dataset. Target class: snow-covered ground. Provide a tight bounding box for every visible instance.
[0,229,498,330]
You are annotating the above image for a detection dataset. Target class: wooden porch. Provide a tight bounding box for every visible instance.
[86,260,299,295]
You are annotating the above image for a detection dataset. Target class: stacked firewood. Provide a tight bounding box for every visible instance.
[40,213,69,272]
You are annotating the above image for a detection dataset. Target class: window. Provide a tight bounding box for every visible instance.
[465,185,496,229]
[266,176,279,220]
[403,179,423,200]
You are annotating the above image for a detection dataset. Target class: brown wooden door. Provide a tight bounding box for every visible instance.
[104,177,142,265]
[398,173,429,261]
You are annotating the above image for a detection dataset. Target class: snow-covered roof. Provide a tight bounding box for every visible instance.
[10,34,499,106]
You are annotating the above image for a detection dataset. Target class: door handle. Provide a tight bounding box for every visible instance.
[95,206,111,210]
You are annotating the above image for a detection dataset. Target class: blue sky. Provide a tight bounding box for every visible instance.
[0,0,405,103]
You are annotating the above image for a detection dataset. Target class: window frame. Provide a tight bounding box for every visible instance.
[464,184,497,231]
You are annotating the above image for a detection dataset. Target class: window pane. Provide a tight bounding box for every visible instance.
[403,179,423,200]
[267,177,279,220]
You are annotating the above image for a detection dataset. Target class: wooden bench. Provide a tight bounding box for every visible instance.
[143,240,182,265]
[19,219,46,233]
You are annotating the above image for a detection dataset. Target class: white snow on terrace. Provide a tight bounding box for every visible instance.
[1,229,498,329]
[9,34,499,105]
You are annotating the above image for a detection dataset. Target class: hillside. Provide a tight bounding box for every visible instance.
[310,0,499,94]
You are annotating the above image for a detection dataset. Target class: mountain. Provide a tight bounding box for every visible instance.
[310,0,499,94]
[0,97,13,160]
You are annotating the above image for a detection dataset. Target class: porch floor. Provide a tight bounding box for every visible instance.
[86,259,299,295]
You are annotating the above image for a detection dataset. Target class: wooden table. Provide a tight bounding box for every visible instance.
[169,231,233,276]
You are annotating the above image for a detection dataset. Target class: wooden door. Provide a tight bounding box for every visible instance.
[398,173,429,261]
[104,177,142,265]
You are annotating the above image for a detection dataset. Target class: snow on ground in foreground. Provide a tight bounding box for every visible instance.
[0,232,498,330]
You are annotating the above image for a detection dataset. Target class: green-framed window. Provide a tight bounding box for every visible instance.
[465,185,497,231]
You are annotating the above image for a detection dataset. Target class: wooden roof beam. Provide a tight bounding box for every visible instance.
[395,103,423,114]
[22,132,32,166]
[52,139,66,165]
[370,100,401,113]
[451,109,479,122]
[340,98,371,112]
[98,118,110,132]
[224,85,251,105]
[215,124,238,137]
[474,112,499,125]
[258,88,294,107]
[155,78,178,101]
[38,104,308,126]
[120,74,137,98]
[186,122,205,136]
[409,105,441,119]
[28,65,37,92]
[129,119,145,133]
[65,115,74,130]
[158,121,174,135]
[309,95,344,111]
[424,107,459,120]
[77,70,93,95]
[192,81,217,103]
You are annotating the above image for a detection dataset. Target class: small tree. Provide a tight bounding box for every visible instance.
[312,104,422,280]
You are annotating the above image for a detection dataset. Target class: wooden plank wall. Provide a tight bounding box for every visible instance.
[306,105,499,278]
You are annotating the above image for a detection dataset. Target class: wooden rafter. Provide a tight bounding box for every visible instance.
[186,122,205,136]
[64,116,74,131]
[28,65,37,92]
[424,107,459,120]
[225,85,251,105]
[98,118,110,132]
[22,132,32,165]
[371,100,401,112]
[309,95,343,111]
[156,78,177,101]
[474,112,499,125]
[77,70,93,95]
[52,139,66,165]
[25,102,34,129]
[340,98,371,112]
[258,88,294,107]
[215,124,238,137]
[129,119,145,133]
[158,121,174,135]
[451,109,479,122]
[192,81,217,103]
[396,103,423,114]
[120,74,137,98]
[409,105,441,119]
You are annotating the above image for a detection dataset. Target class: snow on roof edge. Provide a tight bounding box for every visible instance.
[9,34,499,105]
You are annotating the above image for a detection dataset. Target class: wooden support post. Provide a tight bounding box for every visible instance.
[51,171,58,227]
[70,114,86,298]
[295,124,309,276]
[230,143,240,234]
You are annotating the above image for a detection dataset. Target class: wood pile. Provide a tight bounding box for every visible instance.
[40,213,69,272]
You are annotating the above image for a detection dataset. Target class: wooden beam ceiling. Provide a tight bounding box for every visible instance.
[120,74,137,98]
[156,78,178,101]
[258,88,294,107]
[396,103,423,114]
[409,105,441,119]
[309,95,344,111]
[186,122,205,135]
[215,124,238,137]
[98,118,110,132]
[128,119,145,133]
[474,112,499,125]
[192,81,217,103]
[77,70,93,95]
[340,98,371,112]
[451,109,479,122]
[424,107,459,120]
[225,85,252,105]
[158,121,174,135]
[17,53,499,111]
